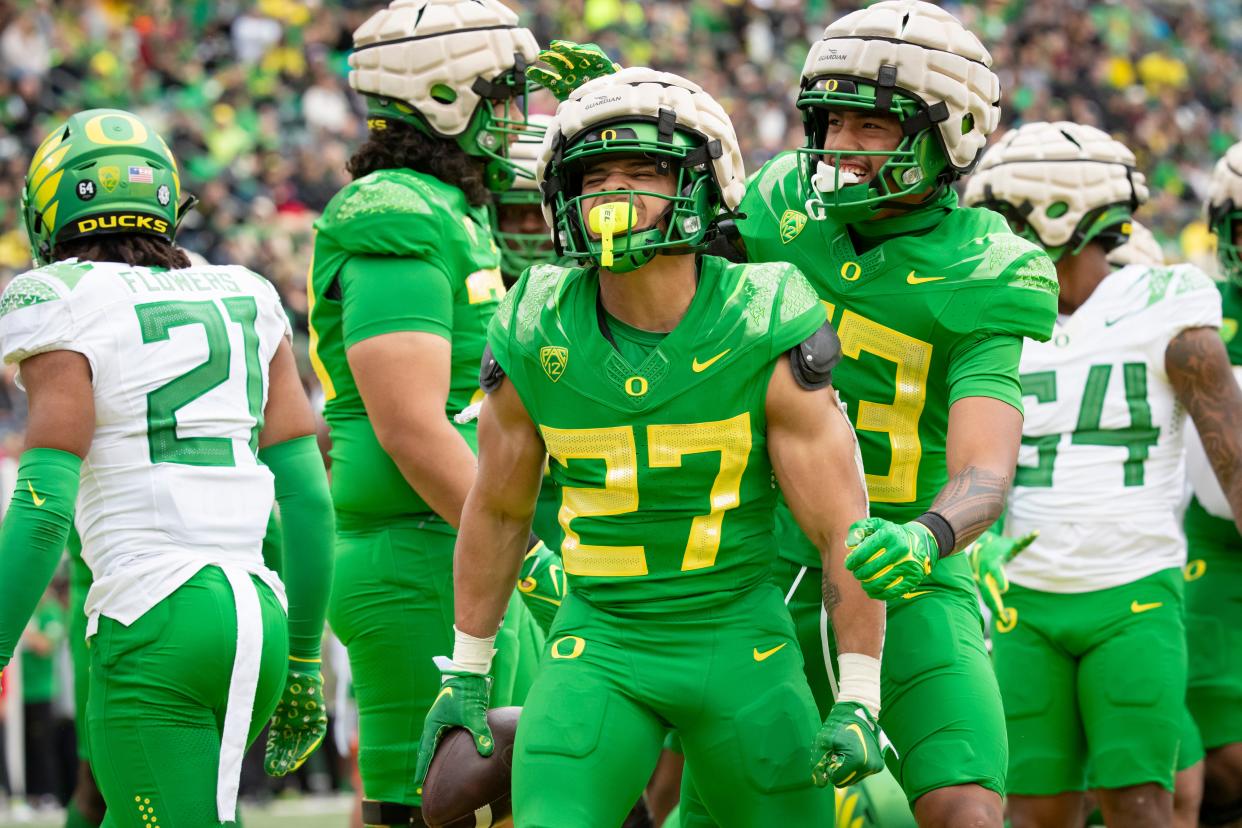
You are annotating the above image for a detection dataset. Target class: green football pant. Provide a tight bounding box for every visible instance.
[1184,498,1242,749]
[992,567,1186,794]
[1177,703,1205,772]
[780,556,1003,803]
[328,521,543,807]
[69,543,92,761]
[89,567,287,827]
[513,584,834,828]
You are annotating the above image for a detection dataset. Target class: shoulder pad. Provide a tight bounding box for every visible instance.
[315,171,458,259]
[788,321,841,391]
[479,343,506,393]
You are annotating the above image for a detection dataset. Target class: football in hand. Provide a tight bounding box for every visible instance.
[421,706,521,828]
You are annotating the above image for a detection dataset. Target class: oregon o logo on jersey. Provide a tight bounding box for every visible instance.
[540,346,568,382]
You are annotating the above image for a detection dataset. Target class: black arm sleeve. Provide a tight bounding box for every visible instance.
[787,321,842,390]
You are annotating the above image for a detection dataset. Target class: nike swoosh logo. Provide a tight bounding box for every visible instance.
[753,643,787,662]
[27,481,45,507]
[901,590,933,599]
[692,349,730,372]
[845,722,869,764]
[906,271,945,285]
[1105,309,1149,326]
[1131,600,1163,614]
[433,685,453,705]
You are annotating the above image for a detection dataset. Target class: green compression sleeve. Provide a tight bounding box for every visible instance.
[0,448,80,670]
[260,435,334,662]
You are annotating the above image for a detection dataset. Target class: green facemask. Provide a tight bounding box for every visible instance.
[797,77,952,224]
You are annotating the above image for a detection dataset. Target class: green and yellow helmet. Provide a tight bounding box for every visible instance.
[23,108,186,266]
[493,114,557,281]
[798,0,1000,223]
[1207,142,1242,288]
[537,67,745,273]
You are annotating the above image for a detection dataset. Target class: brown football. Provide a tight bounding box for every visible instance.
[421,706,521,828]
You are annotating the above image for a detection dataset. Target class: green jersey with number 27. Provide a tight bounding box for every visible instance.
[737,152,1059,575]
[489,256,826,608]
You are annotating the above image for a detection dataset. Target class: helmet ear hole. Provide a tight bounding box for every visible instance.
[960,113,974,135]
[1046,202,1069,219]
[430,84,458,105]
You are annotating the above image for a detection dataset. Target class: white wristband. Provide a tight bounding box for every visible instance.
[836,653,881,718]
[450,625,497,675]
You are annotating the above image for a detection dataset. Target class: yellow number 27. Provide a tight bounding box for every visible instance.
[541,413,751,577]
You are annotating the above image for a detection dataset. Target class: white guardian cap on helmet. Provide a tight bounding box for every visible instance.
[349,0,540,190]
[1207,142,1242,287]
[964,121,1148,261]
[537,67,745,272]
[798,0,1001,222]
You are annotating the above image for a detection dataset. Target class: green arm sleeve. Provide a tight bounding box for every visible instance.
[946,332,1024,411]
[340,255,455,349]
[259,436,334,662]
[0,448,80,670]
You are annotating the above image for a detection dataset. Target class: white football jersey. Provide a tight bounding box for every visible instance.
[1005,263,1221,592]
[0,258,290,629]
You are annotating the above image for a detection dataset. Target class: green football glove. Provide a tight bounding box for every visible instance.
[812,701,890,788]
[526,40,620,102]
[969,530,1038,620]
[844,518,939,601]
[264,660,328,777]
[413,658,494,796]
[517,540,568,633]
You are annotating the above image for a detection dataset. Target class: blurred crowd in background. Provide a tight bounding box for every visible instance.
[0,0,1240,812]
[0,0,1240,441]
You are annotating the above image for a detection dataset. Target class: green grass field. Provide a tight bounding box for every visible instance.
[0,794,353,828]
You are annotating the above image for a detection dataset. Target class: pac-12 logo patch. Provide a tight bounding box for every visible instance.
[780,209,807,244]
[98,166,120,192]
[540,346,568,382]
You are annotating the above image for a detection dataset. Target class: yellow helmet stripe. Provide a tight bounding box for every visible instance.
[32,170,65,214]
[28,145,72,196]
[42,201,59,235]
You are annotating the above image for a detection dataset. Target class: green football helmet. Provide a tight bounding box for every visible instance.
[538,68,746,273]
[349,0,542,193]
[22,108,188,266]
[798,0,1001,223]
[963,121,1148,263]
[1208,142,1242,288]
[493,115,557,282]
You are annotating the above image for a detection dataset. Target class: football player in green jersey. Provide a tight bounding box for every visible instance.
[1181,140,1242,827]
[414,67,889,827]
[308,2,549,824]
[708,3,1059,825]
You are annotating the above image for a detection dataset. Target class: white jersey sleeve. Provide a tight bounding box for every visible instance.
[0,261,99,376]
[1005,263,1222,592]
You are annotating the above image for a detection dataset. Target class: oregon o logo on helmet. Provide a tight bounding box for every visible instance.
[825,79,839,92]
[83,112,149,146]
[600,129,617,141]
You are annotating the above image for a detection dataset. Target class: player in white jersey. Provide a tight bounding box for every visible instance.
[1181,140,1242,827]
[964,122,1242,828]
[0,109,334,827]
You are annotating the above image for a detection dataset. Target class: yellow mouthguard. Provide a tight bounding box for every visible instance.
[588,202,637,267]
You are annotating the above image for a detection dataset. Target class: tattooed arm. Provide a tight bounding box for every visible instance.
[1167,327,1242,534]
[931,396,1023,553]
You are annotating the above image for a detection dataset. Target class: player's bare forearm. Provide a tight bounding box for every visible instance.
[1167,326,1242,532]
[935,397,1021,551]
[453,379,548,638]
[348,331,478,528]
[766,364,883,658]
